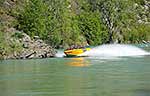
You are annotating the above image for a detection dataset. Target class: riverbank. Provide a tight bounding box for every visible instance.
[0,28,56,60]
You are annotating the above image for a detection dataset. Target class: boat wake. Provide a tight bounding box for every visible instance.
[55,50,65,57]
[79,44,150,57]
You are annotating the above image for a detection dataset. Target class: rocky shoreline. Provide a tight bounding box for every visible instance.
[19,33,56,59]
[0,28,56,60]
[1,28,150,60]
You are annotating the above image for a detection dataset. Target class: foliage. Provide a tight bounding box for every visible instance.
[0,0,150,50]
[17,0,84,48]
[87,0,150,44]
[0,31,22,59]
[78,11,108,45]
[123,24,150,43]
[17,0,49,38]
[11,32,24,39]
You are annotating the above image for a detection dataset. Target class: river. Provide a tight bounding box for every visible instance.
[0,44,150,96]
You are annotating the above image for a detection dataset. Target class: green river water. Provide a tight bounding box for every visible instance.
[0,44,150,96]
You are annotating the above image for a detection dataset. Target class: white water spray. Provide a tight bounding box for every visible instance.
[80,44,150,57]
[55,50,65,57]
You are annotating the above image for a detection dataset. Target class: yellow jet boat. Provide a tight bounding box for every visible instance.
[64,48,91,57]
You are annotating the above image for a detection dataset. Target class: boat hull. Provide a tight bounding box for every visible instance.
[64,48,90,57]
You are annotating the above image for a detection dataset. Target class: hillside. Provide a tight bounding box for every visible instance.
[0,0,150,59]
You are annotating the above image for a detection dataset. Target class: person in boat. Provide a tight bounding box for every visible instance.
[66,44,86,50]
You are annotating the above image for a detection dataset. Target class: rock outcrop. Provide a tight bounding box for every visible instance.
[1,28,56,59]
[18,33,56,59]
